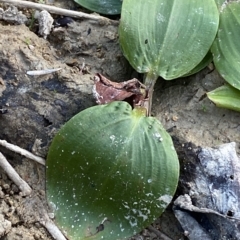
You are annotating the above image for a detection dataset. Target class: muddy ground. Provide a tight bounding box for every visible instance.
[0,1,240,240]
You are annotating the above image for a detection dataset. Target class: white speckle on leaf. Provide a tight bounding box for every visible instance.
[49,201,57,212]
[110,135,115,142]
[156,13,165,22]
[122,202,130,209]
[120,223,125,232]
[153,132,163,142]
[129,218,138,227]
[138,210,148,221]
[147,179,152,183]
[195,7,203,14]
[132,208,137,214]
[146,192,153,197]
[153,132,161,138]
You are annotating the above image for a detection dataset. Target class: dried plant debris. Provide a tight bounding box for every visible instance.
[174,142,240,240]
[93,73,147,108]
[27,68,62,76]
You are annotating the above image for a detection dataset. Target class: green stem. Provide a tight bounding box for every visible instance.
[143,72,158,116]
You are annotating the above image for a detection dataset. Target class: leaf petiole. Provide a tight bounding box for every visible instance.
[143,72,158,116]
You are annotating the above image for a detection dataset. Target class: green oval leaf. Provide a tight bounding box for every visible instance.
[214,0,226,10]
[207,84,240,112]
[46,101,179,239]
[74,0,122,15]
[119,0,219,80]
[211,2,240,90]
[182,51,213,77]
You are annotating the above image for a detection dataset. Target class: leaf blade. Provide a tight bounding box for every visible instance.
[182,51,213,77]
[207,84,240,112]
[74,0,122,15]
[46,101,179,239]
[119,0,219,79]
[211,2,240,90]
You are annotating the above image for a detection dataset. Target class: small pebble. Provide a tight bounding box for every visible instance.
[172,115,179,121]
[3,184,10,190]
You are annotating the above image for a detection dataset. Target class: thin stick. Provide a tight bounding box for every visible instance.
[0,152,32,196]
[42,219,67,240]
[147,225,172,240]
[0,0,118,24]
[35,200,67,240]
[0,140,45,165]
[41,208,67,240]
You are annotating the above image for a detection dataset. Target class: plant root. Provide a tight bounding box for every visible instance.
[0,152,32,196]
[0,139,45,165]
[0,0,118,24]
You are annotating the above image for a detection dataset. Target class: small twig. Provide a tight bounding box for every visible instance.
[0,152,32,196]
[41,218,67,240]
[147,225,172,240]
[0,0,118,24]
[41,207,67,240]
[27,68,62,76]
[0,140,45,165]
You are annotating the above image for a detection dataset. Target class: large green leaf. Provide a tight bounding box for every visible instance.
[46,101,179,239]
[214,0,226,10]
[207,84,240,112]
[74,0,122,15]
[119,0,219,80]
[182,51,213,77]
[211,2,240,90]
